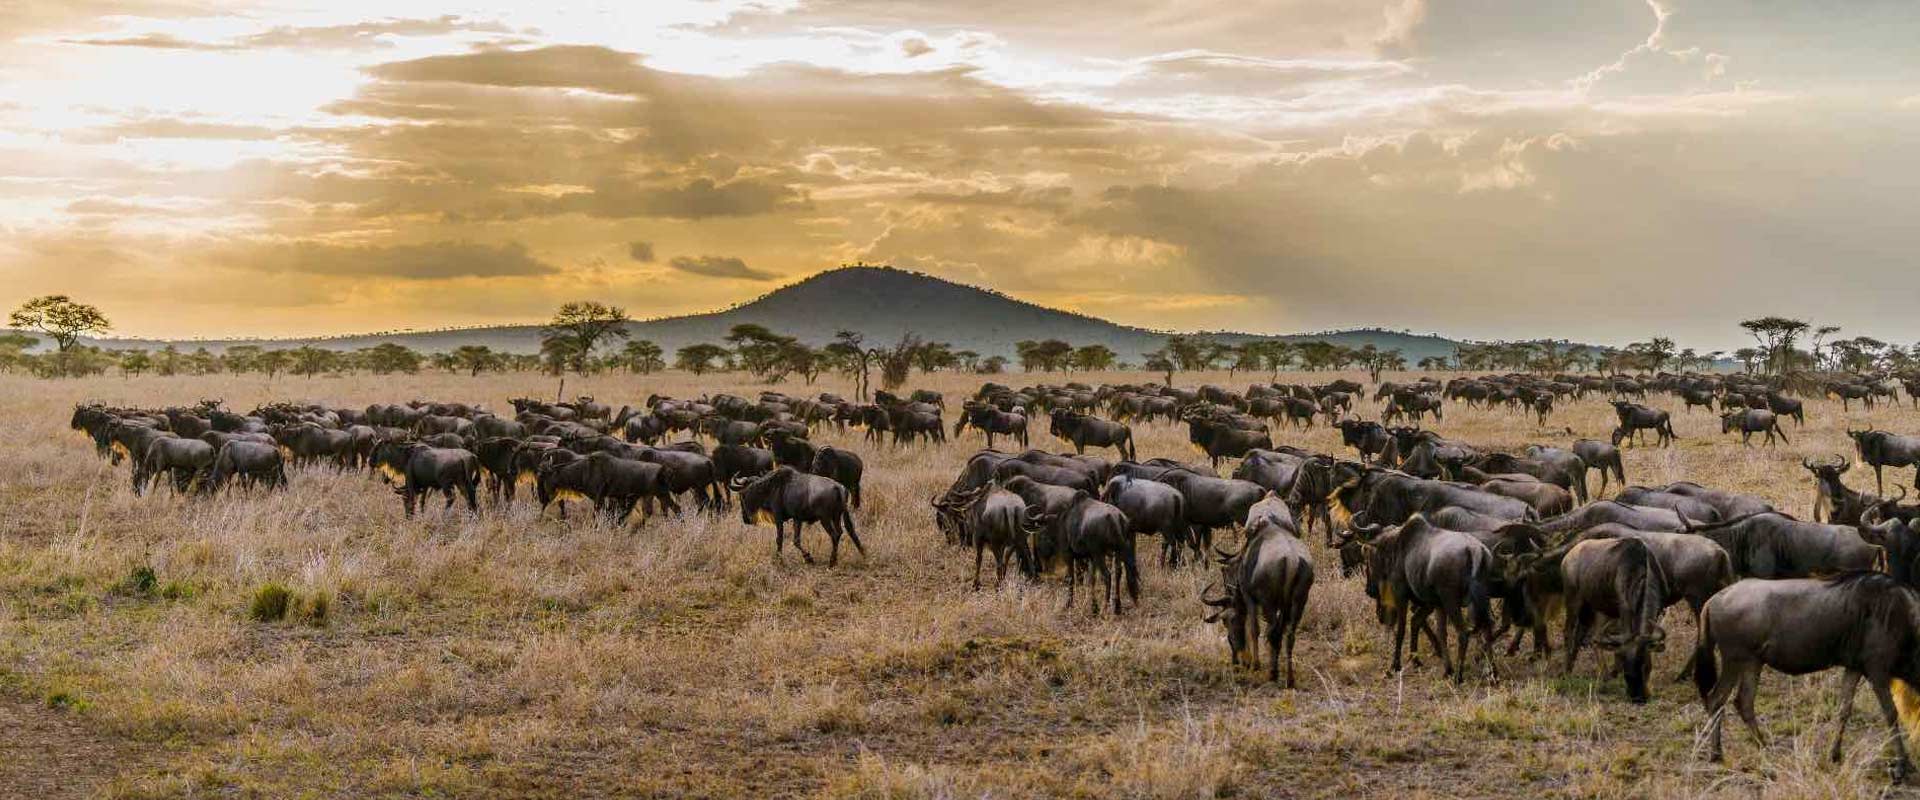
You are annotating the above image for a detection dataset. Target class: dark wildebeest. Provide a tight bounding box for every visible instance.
[1615,487,1723,525]
[763,429,817,472]
[1610,401,1677,447]
[954,403,1029,450]
[1344,514,1498,682]
[811,447,864,509]
[1806,455,1879,525]
[1184,412,1271,469]
[1571,438,1625,497]
[711,444,776,504]
[1850,428,1920,497]
[1201,497,1314,687]
[1694,573,1920,779]
[1050,411,1135,461]
[992,458,1098,494]
[1551,538,1669,703]
[134,437,214,496]
[580,452,680,523]
[1103,474,1192,566]
[371,441,480,518]
[1720,408,1787,448]
[1335,419,1392,464]
[1027,491,1139,615]
[1685,512,1881,579]
[931,485,1034,589]
[207,441,287,492]
[734,467,864,566]
[1155,468,1265,554]
[1764,392,1805,426]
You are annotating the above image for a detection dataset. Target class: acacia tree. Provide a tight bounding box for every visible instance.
[824,330,874,400]
[1071,344,1116,373]
[675,343,729,375]
[541,302,630,375]
[10,295,110,377]
[1739,317,1809,376]
[451,345,498,376]
[621,340,665,374]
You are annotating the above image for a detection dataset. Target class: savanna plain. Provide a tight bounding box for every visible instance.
[4,369,1919,799]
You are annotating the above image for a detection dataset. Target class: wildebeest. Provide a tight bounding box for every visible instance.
[1049,411,1135,461]
[1550,538,1669,703]
[1103,474,1192,566]
[1684,512,1881,579]
[1335,419,1392,463]
[1850,428,1920,496]
[1202,497,1314,687]
[1155,468,1265,553]
[931,485,1034,589]
[954,402,1029,450]
[1694,573,1920,779]
[1027,490,1138,615]
[1571,438,1625,497]
[134,436,214,496]
[1806,455,1878,525]
[371,441,481,518]
[1719,408,1787,447]
[207,440,287,492]
[1344,514,1498,682]
[1610,401,1677,447]
[734,467,864,566]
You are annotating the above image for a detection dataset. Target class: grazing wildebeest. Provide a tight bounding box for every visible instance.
[1103,474,1192,566]
[1344,514,1498,682]
[1050,411,1135,461]
[931,485,1033,589]
[1201,498,1314,687]
[1610,401,1676,447]
[1551,538,1669,703]
[1026,491,1139,615]
[1719,408,1787,447]
[1850,428,1920,497]
[734,467,863,566]
[207,441,287,492]
[371,441,481,518]
[1694,573,1920,779]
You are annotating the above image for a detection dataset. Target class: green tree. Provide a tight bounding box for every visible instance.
[360,343,422,375]
[451,345,499,376]
[9,295,110,377]
[978,355,1008,375]
[541,301,630,375]
[620,340,665,374]
[725,324,798,380]
[0,332,37,373]
[291,346,335,378]
[118,349,151,378]
[1071,344,1116,373]
[187,347,221,375]
[675,343,729,375]
[1739,317,1809,376]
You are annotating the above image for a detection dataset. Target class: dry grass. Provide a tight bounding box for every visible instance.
[3,368,1920,798]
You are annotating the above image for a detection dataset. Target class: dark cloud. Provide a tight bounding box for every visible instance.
[627,241,655,262]
[666,255,776,281]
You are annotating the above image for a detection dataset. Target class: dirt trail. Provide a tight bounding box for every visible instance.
[0,693,149,799]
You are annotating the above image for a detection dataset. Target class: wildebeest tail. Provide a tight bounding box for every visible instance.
[1692,606,1718,703]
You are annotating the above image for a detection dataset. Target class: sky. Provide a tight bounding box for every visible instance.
[1,1,1916,351]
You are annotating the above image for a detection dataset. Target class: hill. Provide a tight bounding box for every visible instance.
[41,266,1468,363]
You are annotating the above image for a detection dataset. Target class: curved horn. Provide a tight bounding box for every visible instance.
[1199,581,1232,608]
[1802,456,1818,471]
[728,474,753,492]
[1892,486,1909,505]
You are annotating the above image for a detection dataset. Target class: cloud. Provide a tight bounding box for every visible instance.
[63,32,238,50]
[666,255,776,281]
[233,240,559,281]
[66,118,279,143]
[627,241,655,262]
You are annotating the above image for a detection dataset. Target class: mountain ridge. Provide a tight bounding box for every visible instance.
[32,266,1469,363]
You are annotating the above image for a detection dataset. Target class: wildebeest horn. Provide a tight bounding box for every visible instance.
[1199,581,1232,608]
[1802,456,1818,471]
[1892,486,1909,505]
[728,475,753,491]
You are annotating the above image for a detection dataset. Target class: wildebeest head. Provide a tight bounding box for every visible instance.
[1199,580,1248,664]
[369,440,424,485]
[733,466,797,525]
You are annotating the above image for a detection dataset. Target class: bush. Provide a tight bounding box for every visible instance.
[249,583,292,622]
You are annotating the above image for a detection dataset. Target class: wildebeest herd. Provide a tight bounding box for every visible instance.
[63,367,1920,782]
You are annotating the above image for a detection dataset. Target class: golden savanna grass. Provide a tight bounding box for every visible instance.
[4,369,1920,798]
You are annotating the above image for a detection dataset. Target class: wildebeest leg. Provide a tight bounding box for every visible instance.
[1263,606,1283,684]
[792,521,816,564]
[1703,663,1743,762]
[973,538,986,590]
[1388,604,1408,674]
[1675,602,1706,682]
[1735,666,1767,748]
[1867,677,1915,781]
[772,519,785,561]
[463,477,479,513]
[1830,670,1863,763]
[1061,559,1076,613]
